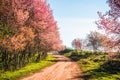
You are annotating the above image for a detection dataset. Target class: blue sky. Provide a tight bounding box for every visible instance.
[48,0,110,47]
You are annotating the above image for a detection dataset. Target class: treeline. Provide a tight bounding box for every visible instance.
[0,0,63,71]
[71,31,116,52]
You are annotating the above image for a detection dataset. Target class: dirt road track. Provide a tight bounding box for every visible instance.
[21,54,83,80]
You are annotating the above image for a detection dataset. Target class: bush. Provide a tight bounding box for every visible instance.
[98,60,120,74]
[59,48,73,54]
[107,53,120,59]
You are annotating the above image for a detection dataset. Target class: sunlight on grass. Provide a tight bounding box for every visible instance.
[63,50,120,80]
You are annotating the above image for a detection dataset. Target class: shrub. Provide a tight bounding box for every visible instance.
[98,60,120,74]
[107,53,120,59]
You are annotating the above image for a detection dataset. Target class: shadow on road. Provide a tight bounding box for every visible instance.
[46,54,74,62]
[47,59,73,62]
[71,74,92,80]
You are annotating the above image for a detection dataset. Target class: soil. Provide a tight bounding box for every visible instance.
[21,54,83,80]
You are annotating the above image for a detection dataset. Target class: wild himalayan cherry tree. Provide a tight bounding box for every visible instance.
[86,31,102,51]
[0,0,62,70]
[72,38,82,50]
[0,0,62,53]
[86,31,112,51]
[27,0,62,52]
[100,33,114,51]
[96,0,120,50]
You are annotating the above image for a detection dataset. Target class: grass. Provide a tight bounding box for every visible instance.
[0,55,56,80]
[62,50,120,80]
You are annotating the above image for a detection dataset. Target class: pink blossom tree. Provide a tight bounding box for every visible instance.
[72,38,82,50]
[0,0,62,70]
[96,0,120,51]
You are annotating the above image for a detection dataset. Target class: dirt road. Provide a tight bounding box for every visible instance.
[21,54,82,80]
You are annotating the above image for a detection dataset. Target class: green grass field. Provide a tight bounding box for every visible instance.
[62,50,120,80]
[0,55,56,80]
